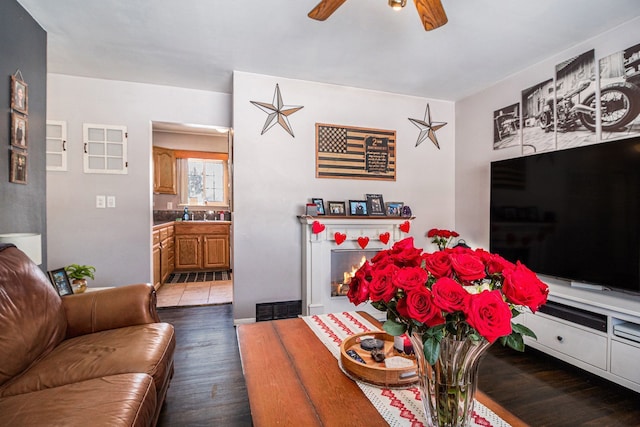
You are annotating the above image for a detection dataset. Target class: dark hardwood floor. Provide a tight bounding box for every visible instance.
[157,304,252,427]
[157,305,640,426]
[479,345,640,427]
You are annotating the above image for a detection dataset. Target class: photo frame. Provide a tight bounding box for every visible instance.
[48,268,73,296]
[312,198,325,215]
[327,201,346,216]
[11,112,27,149]
[349,200,368,216]
[386,202,404,216]
[366,194,385,216]
[10,75,28,115]
[10,151,27,185]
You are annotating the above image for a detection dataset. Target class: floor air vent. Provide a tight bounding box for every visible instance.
[256,300,302,322]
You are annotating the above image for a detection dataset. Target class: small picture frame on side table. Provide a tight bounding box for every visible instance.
[366,194,385,216]
[328,201,346,216]
[349,200,368,216]
[48,268,73,296]
[312,198,325,215]
[386,202,404,216]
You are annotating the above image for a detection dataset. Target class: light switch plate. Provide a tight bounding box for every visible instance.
[107,196,116,208]
[96,195,106,208]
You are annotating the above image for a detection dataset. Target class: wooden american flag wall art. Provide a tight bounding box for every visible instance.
[315,123,396,181]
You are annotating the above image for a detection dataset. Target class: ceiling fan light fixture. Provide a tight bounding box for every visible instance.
[388,0,407,11]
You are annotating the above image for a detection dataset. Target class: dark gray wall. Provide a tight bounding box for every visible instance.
[0,0,47,267]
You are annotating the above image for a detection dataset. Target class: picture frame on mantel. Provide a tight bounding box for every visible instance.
[366,194,385,216]
[349,200,368,216]
[328,201,346,216]
[386,202,404,216]
[312,198,325,215]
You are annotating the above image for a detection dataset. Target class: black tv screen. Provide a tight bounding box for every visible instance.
[490,136,640,295]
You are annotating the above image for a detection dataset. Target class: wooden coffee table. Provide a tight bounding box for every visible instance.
[237,312,527,427]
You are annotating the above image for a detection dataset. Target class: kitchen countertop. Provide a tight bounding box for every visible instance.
[154,220,231,226]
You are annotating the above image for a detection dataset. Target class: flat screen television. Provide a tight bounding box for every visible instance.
[490,136,640,295]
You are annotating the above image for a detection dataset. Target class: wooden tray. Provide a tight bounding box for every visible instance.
[339,331,418,387]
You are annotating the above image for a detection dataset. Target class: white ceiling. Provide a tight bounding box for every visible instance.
[17,0,640,101]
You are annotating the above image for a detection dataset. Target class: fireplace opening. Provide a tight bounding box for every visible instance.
[331,249,379,297]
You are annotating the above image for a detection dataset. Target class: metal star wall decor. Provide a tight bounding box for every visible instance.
[250,84,304,138]
[408,103,448,149]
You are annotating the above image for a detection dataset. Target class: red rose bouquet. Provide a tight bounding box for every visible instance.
[348,233,549,364]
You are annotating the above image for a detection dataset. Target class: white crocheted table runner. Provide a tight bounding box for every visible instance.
[302,311,512,427]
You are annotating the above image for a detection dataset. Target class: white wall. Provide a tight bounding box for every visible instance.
[232,71,455,321]
[46,74,231,286]
[455,17,640,250]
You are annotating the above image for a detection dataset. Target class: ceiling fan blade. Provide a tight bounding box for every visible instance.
[308,0,348,21]
[413,0,448,31]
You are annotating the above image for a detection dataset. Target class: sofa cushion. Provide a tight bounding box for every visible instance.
[0,373,156,427]
[0,323,175,398]
[0,246,67,388]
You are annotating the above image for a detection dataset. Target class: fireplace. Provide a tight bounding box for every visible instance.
[299,216,412,317]
[331,249,378,297]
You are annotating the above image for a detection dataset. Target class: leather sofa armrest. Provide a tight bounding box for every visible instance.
[62,283,161,339]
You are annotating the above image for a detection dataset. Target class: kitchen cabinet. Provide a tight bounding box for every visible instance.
[174,222,230,270]
[153,147,176,194]
[153,222,175,289]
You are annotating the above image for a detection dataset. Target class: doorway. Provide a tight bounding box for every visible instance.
[151,121,233,308]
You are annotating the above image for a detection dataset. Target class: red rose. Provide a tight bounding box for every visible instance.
[389,237,423,266]
[395,266,428,292]
[451,231,460,238]
[396,288,445,327]
[502,261,549,312]
[368,263,399,303]
[427,228,438,238]
[431,277,470,312]
[450,252,486,282]
[422,251,452,278]
[465,290,513,343]
[347,263,371,305]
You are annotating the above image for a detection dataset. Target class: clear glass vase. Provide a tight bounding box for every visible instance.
[409,332,492,427]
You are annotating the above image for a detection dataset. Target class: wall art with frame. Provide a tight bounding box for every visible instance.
[11,112,27,149]
[315,123,396,181]
[10,151,27,184]
[10,75,28,115]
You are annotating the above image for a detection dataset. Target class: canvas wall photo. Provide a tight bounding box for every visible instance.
[521,78,555,155]
[493,103,520,150]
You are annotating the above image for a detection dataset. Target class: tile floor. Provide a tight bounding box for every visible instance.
[156,280,233,308]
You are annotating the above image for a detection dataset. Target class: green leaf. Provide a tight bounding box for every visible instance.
[382,319,406,336]
[512,322,537,339]
[503,332,525,352]
[423,336,441,365]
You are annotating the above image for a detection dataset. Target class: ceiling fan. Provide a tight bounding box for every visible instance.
[308,0,448,31]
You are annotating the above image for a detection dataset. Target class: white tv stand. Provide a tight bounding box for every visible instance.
[523,276,640,393]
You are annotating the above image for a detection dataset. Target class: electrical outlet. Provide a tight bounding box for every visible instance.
[96,195,106,208]
[107,196,116,208]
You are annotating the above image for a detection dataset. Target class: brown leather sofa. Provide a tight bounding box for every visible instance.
[0,244,176,426]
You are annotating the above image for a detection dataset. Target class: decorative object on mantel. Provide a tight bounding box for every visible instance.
[334,232,347,245]
[366,193,385,216]
[327,201,346,215]
[379,232,390,244]
[312,198,325,215]
[408,103,447,149]
[250,84,303,137]
[357,236,369,249]
[399,220,411,233]
[316,123,396,181]
[347,233,549,427]
[312,221,325,234]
